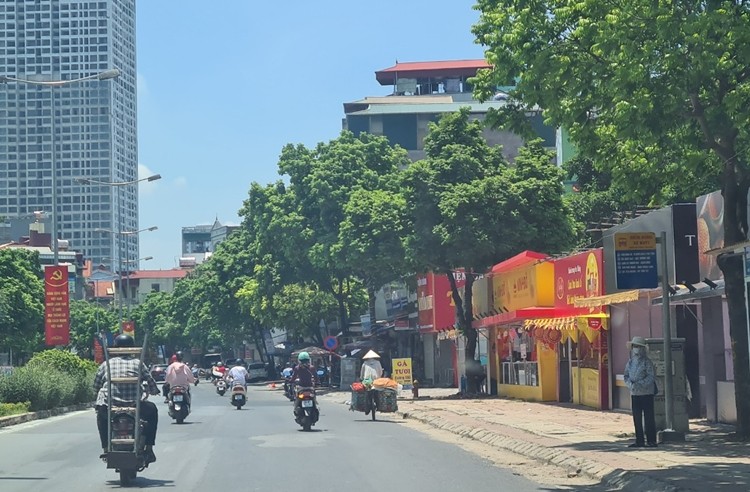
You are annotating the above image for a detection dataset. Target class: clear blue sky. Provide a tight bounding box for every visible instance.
[136,1,485,269]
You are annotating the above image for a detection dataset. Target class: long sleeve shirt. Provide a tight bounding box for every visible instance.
[360,359,383,382]
[623,353,656,396]
[290,364,318,388]
[94,357,159,406]
[166,361,195,387]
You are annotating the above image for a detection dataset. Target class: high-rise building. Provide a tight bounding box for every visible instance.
[0,0,138,271]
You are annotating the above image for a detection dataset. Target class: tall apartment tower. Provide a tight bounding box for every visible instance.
[0,0,138,271]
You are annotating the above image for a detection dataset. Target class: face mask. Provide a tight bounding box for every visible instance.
[632,347,644,356]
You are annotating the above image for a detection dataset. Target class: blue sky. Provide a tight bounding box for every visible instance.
[136,1,485,269]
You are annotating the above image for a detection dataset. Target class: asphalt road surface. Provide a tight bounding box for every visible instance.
[0,383,587,491]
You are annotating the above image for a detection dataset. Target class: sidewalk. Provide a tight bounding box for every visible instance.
[321,389,750,491]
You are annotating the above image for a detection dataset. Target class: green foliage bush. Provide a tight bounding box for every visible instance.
[0,401,30,417]
[26,350,97,379]
[0,351,98,411]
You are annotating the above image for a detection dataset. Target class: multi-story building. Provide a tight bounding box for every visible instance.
[180,219,238,268]
[0,0,138,270]
[343,59,555,162]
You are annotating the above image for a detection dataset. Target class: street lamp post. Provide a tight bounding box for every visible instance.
[77,174,161,284]
[0,69,121,265]
[96,226,158,328]
[123,256,154,316]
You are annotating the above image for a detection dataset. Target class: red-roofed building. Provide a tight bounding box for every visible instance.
[343,59,555,163]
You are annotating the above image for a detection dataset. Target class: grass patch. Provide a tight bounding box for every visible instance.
[0,401,31,418]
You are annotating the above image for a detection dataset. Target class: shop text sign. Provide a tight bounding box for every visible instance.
[44,265,70,346]
[392,357,413,388]
[554,250,603,308]
[614,232,658,289]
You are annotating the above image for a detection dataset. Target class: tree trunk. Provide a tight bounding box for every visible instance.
[333,279,349,335]
[368,283,377,329]
[719,178,750,438]
[447,270,479,393]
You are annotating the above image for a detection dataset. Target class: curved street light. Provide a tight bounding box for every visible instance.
[0,68,121,265]
[95,226,158,325]
[75,174,161,187]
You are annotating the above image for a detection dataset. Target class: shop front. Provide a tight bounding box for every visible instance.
[474,251,559,401]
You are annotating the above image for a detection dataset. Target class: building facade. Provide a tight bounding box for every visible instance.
[343,60,555,163]
[0,0,138,270]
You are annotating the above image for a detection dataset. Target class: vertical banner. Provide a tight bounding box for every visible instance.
[44,265,70,346]
[121,320,135,338]
[93,338,104,364]
[392,357,413,389]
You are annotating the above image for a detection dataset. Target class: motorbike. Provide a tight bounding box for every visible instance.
[283,378,296,401]
[216,379,227,396]
[294,386,319,431]
[191,368,200,386]
[230,382,247,410]
[167,385,190,424]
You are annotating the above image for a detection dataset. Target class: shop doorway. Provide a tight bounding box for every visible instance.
[558,341,572,402]
[676,305,701,418]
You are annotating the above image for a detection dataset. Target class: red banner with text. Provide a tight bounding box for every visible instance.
[121,321,135,338]
[44,265,70,346]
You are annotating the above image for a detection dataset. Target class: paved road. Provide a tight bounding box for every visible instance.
[0,383,573,491]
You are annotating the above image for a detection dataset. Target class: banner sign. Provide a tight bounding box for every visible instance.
[614,232,658,289]
[44,265,70,346]
[121,321,135,338]
[93,338,104,364]
[392,357,413,389]
[554,249,603,308]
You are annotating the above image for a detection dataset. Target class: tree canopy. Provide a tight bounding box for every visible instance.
[473,0,750,435]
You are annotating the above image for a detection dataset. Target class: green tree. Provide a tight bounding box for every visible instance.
[473,0,750,435]
[402,109,574,381]
[0,249,44,357]
[339,187,409,323]
[68,300,118,356]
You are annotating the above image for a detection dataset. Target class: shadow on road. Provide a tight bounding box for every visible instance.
[0,477,48,481]
[106,477,175,488]
[170,421,202,425]
[352,419,404,424]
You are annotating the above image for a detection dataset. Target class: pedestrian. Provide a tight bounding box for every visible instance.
[623,336,657,448]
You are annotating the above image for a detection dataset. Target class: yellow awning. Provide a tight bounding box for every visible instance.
[574,290,639,308]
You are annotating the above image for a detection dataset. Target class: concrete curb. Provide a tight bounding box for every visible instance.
[0,402,94,429]
[324,394,682,492]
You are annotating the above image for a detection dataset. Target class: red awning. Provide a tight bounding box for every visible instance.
[490,251,548,275]
[472,305,598,329]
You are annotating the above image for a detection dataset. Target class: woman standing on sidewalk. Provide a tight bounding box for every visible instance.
[624,336,657,448]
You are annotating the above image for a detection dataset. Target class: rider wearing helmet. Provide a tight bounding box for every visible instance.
[93,334,160,463]
[164,350,195,402]
[289,352,318,405]
[225,359,250,389]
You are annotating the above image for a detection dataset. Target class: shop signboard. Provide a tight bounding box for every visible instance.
[417,274,434,332]
[493,262,554,312]
[433,271,466,331]
[554,249,603,309]
[392,357,413,389]
[614,232,658,289]
[44,265,70,346]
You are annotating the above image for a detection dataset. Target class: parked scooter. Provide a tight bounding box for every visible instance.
[294,386,319,431]
[216,379,227,396]
[230,382,247,410]
[167,385,190,424]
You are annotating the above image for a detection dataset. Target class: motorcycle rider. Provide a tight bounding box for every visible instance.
[93,334,160,463]
[211,361,227,383]
[282,362,294,400]
[225,359,250,389]
[360,350,384,415]
[289,352,319,412]
[164,351,195,405]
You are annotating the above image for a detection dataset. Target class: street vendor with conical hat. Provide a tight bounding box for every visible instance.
[360,350,383,383]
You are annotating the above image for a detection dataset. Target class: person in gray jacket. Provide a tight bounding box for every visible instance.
[623,336,657,448]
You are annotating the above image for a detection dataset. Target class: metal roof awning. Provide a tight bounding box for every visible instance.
[574,290,640,308]
[652,280,725,305]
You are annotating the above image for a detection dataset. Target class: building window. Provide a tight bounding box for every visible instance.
[151,283,160,293]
